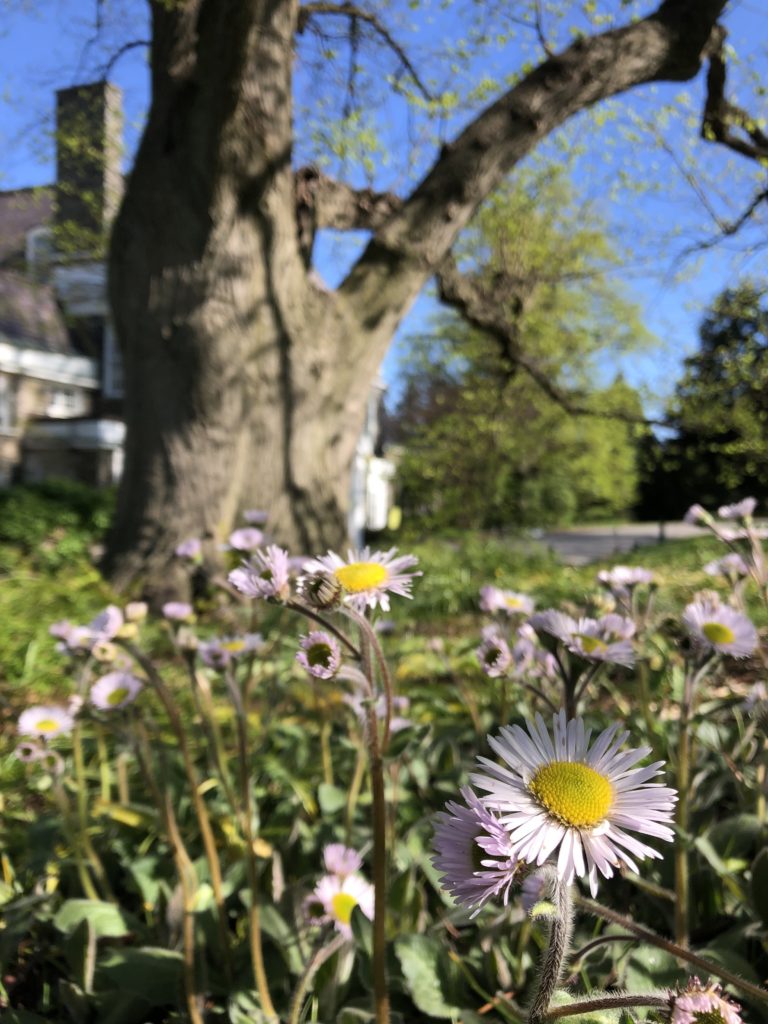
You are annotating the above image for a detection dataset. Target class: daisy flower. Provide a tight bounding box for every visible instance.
[199,633,263,670]
[312,872,374,938]
[175,538,202,560]
[90,671,144,710]
[529,610,578,645]
[476,634,513,678]
[703,553,750,580]
[301,547,420,614]
[480,586,535,616]
[297,631,342,679]
[163,601,195,622]
[567,615,636,668]
[243,509,269,526]
[228,527,264,552]
[717,497,757,520]
[472,711,677,897]
[670,980,742,1024]
[18,706,75,739]
[229,544,291,602]
[323,844,363,878]
[597,566,654,596]
[432,786,523,915]
[682,600,757,658]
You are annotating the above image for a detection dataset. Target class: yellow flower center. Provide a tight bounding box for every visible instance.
[334,562,388,593]
[702,621,735,645]
[222,640,246,653]
[106,687,129,706]
[505,596,522,608]
[331,892,358,925]
[575,634,607,654]
[35,718,60,734]
[529,761,613,828]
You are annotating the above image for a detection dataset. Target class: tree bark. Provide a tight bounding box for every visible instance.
[104,0,728,595]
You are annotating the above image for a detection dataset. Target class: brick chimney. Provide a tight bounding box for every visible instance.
[55,81,123,256]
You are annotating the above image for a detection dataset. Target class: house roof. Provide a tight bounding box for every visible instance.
[0,270,72,352]
[0,185,54,269]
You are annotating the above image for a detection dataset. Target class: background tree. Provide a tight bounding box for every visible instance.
[638,282,768,517]
[387,172,648,533]
[99,0,731,595]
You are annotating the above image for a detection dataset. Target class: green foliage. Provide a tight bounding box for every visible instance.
[390,170,650,533]
[640,282,768,518]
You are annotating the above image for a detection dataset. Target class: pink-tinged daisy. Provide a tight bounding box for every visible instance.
[89,605,124,642]
[479,586,535,616]
[597,566,654,594]
[704,553,750,580]
[301,547,420,614]
[312,872,374,938]
[670,980,742,1024]
[296,631,342,679]
[529,610,578,645]
[162,601,195,622]
[682,600,757,658]
[229,544,291,602]
[15,741,43,763]
[18,705,75,739]
[199,633,263,669]
[243,509,269,526]
[228,527,264,552]
[684,503,710,525]
[432,786,523,916]
[472,711,677,897]
[175,538,202,560]
[323,844,363,878]
[476,634,513,678]
[567,615,636,668]
[90,671,144,710]
[717,497,757,520]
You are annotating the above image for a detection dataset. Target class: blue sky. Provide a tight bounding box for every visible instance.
[1,0,766,413]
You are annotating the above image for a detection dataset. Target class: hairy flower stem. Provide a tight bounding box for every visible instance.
[575,894,768,1006]
[121,643,234,982]
[288,933,347,1024]
[528,876,574,1024]
[359,629,390,1024]
[544,993,669,1019]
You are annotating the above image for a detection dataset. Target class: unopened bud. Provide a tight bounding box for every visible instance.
[299,572,343,611]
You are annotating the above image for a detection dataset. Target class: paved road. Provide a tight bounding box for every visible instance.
[539,522,706,566]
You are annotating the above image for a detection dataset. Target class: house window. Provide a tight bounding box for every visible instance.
[102,322,124,398]
[0,376,18,432]
[47,386,86,418]
[26,227,54,282]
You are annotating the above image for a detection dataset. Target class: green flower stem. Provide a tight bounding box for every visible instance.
[224,666,279,1023]
[320,718,334,786]
[345,607,394,749]
[675,663,694,947]
[116,750,131,804]
[51,780,100,901]
[120,642,234,981]
[575,894,768,1006]
[72,723,114,901]
[345,741,366,841]
[133,723,203,1024]
[185,657,239,812]
[528,876,574,1024]
[544,993,669,1020]
[359,629,390,1024]
[447,950,522,1023]
[288,933,347,1024]
[95,725,111,804]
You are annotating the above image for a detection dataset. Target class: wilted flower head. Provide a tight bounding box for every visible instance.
[432,786,523,915]
[199,633,263,669]
[479,586,535,616]
[162,601,195,622]
[18,705,75,739]
[301,547,420,614]
[228,527,264,552]
[90,671,144,710]
[311,872,374,938]
[476,634,512,678]
[703,553,750,580]
[717,497,757,520]
[229,544,291,602]
[323,844,363,878]
[175,538,202,560]
[682,600,757,659]
[670,979,742,1024]
[472,711,677,897]
[297,631,342,679]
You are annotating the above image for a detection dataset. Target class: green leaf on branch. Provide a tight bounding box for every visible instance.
[53,899,135,939]
[394,934,461,1018]
[318,782,347,814]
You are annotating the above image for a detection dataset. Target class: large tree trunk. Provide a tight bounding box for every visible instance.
[104,0,727,596]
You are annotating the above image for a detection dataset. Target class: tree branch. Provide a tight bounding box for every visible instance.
[297,1,433,100]
[99,39,151,78]
[702,25,768,162]
[436,256,667,428]
[679,186,768,258]
[337,0,727,346]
